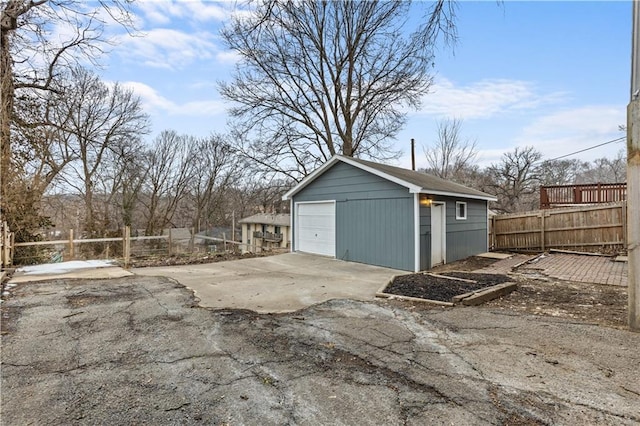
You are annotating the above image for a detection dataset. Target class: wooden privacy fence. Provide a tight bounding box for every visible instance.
[490,202,627,254]
[12,227,256,267]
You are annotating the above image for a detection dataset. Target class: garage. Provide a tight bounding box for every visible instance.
[284,155,496,271]
[295,201,336,257]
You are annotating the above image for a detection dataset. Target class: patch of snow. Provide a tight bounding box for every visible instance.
[16,260,115,275]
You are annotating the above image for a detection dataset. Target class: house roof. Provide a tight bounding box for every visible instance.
[238,213,290,226]
[283,155,497,201]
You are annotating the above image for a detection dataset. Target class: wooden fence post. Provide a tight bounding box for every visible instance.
[69,228,74,260]
[490,216,496,251]
[168,228,173,255]
[1,221,11,268]
[622,201,628,249]
[223,232,226,252]
[189,227,195,252]
[9,229,14,267]
[540,212,546,252]
[123,226,131,268]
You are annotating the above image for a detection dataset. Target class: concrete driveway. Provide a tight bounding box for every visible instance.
[132,252,403,313]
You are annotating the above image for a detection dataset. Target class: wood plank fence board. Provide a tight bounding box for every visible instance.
[491,202,626,253]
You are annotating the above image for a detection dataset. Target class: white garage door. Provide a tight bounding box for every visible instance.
[296,202,335,257]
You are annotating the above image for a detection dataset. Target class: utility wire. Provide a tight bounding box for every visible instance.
[542,136,626,163]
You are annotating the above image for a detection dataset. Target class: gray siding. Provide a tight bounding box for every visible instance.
[419,196,488,270]
[293,161,414,271]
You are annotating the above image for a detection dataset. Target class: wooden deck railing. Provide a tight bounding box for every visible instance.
[540,183,626,209]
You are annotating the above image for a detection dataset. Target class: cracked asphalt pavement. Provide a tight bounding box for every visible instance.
[2,276,639,425]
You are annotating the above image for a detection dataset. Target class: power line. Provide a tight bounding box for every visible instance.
[542,136,626,163]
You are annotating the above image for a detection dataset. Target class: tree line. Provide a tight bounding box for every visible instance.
[424,118,626,213]
[1,0,625,244]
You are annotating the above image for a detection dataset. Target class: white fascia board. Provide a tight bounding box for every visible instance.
[337,156,422,193]
[419,189,497,202]
[282,156,341,200]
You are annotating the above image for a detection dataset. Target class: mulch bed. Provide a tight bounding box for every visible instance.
[384,272,511,303]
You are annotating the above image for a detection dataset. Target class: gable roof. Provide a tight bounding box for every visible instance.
[238,213,290,226]
[283,155,497,202]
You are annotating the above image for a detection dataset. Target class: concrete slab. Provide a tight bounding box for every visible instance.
[615,255,628,262]
[476,252,514,260]
[9,261,133,283]
[132,252,404,313]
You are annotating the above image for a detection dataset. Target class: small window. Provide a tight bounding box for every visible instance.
[275,226,281,234]
[456,202,467,220]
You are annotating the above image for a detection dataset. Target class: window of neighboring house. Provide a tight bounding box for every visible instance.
[262,224,267,233]
[456,202,467,220]
[274,226,281,235]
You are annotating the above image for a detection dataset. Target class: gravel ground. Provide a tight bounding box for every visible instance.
[2,276,639,425]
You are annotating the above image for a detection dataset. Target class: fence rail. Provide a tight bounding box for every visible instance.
[490,202,626,254]
[9,227,268,267]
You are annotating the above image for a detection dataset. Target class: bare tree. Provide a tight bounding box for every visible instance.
[140,131,196,236]
[1,0,135,236]
[538,158,588,186]
[94,135,147,231]
[187,134,240,231]
[220,0,456,180]
[54,67,149,236]
[577,149,627,183]
[423,118,477,183]
[484,146,542,213]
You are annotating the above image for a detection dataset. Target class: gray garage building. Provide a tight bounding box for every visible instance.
[282,155,497,272]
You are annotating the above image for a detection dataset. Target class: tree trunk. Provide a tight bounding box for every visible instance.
[0,16,15,215]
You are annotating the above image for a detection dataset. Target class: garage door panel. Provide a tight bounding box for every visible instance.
[297,202,335,257]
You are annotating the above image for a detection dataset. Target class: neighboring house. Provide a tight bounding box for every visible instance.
[238,213,291,253]
[282,155,497,272]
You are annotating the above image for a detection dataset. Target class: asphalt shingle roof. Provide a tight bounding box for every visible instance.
[346,156,495,199]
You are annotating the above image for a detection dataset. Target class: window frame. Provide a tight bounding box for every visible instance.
[456,201,468,220]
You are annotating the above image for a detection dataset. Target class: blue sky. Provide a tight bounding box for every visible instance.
[101,1,632,169]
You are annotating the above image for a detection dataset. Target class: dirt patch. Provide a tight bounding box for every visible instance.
[429,255,500,272]
[124,251,277,268]
[409,254,628,328]
[485,273,627,328]
[384,272,511,303]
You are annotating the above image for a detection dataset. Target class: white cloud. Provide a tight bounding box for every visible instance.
[118,28,217,69]
[185,1,230,22]
[136,0,232,24]
[514,105,626,161]
[122,81,226,117]
[417,77,568,119]
[216,50,241,64]
[468,105,626,167]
